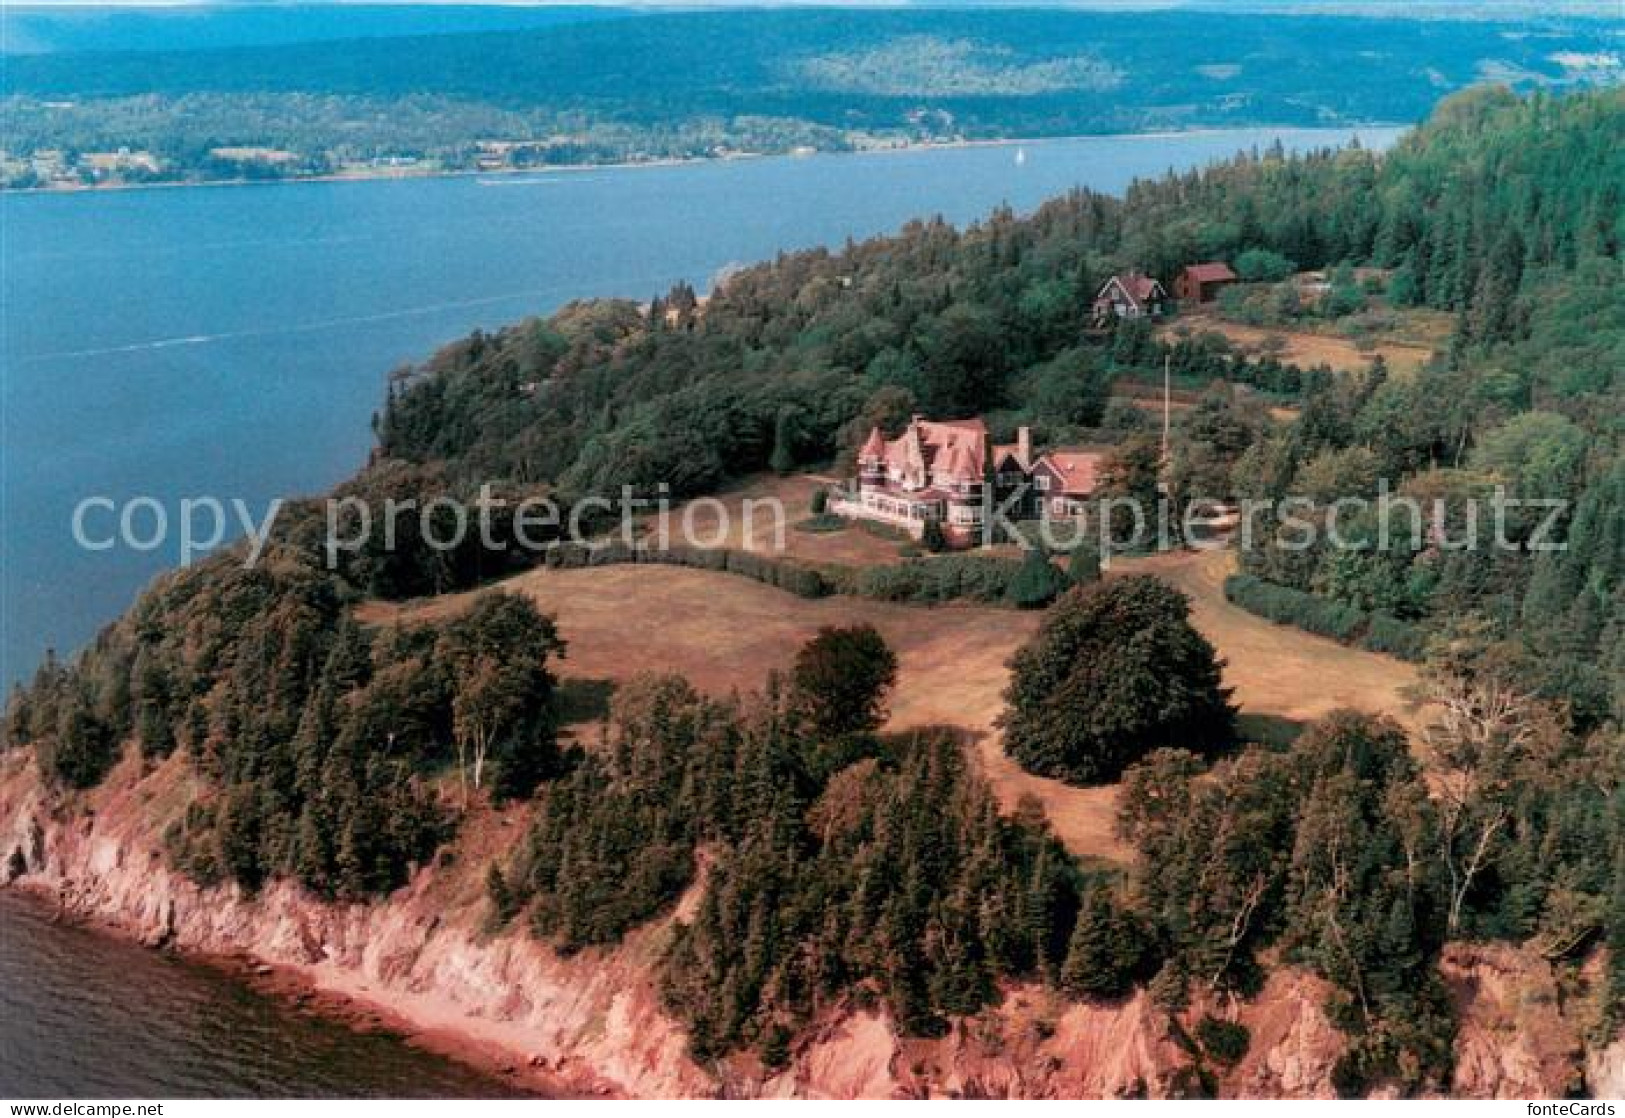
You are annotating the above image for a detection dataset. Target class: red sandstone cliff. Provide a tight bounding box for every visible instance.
[2,748,1616,1099]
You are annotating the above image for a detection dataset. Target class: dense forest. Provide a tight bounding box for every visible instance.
[373,84,1621,731]
[4,86,1622,1095]
[4,8,1620,187]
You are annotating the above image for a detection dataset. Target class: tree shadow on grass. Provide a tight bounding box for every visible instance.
[1234,711,1306,751]
[554,677,617,726]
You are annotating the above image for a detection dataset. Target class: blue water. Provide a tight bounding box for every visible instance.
[0,127,1403,689]
[0,891,525,1097]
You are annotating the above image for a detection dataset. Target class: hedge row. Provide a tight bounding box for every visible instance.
[542,541,831,599]
[1223,574,1425,662]
[834,553,1032,605]
[540,542,1036,607]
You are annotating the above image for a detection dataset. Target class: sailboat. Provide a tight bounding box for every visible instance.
[1014,146,1028,167]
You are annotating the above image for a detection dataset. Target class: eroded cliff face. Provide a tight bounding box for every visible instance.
[759,974,1344,1100]
[0,750,702,1099]
[0,749,1613,1099]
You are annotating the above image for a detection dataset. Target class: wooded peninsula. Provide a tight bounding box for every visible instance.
[4,84,1622,1098]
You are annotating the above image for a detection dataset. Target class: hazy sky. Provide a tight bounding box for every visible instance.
[9,0,1615,15]
[11,1,1171,7]
[12,0,1614,10]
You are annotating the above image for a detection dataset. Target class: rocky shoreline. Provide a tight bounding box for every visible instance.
[1,885,562,1097]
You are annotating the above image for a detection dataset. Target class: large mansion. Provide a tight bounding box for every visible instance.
[830,415,1107,544]
[828,260,1229,543]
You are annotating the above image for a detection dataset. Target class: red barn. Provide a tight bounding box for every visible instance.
[1173,261,1238,305]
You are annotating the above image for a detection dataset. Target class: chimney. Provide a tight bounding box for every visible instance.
[1016,425,1032,469]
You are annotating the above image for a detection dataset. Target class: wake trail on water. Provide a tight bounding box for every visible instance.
[13,233,380,266]
[19,289,570,363]
[476,176,599,187]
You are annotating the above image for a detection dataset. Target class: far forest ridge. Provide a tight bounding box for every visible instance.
[4,86,1622,1098]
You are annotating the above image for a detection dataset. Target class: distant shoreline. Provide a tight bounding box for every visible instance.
[4,123,1409,198]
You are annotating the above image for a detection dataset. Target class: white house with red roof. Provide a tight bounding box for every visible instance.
[845,416,999,541]
[1092,271,1167,321]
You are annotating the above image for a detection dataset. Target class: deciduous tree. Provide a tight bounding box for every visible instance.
[1001,576,1234,785]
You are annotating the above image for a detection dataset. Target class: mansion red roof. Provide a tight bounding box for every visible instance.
[992,443,1027,469]
[860,416,989,486]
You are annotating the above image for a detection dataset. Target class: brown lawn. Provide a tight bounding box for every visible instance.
[640,473,905,567]
[356,549,1424,866]
[355,563,1036,733]
[1111,379,1300,424]
[1158,315,1438,376]
[1116,548,1425,736]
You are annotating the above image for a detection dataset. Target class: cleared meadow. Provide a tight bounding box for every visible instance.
[359,547,1423,864]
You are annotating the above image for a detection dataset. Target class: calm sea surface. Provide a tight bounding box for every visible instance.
[0,891,521,1097]
[0,128,1400,1097]
[0,128,1402,692]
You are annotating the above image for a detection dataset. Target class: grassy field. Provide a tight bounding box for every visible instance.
[1117,549,1424,735]
[359,562,1034,730]
[358,544,1424,866]
[1159,309,1450,376]
[639,472,906,567]
[1111,377,1302,423]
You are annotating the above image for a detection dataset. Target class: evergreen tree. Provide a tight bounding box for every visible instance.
[769,408,797,476]
[921,517,948,553]
[1067,542,1102,584]
[1007,548,1070,609]
[1060,884,1150,1000]
[39,685,117,790]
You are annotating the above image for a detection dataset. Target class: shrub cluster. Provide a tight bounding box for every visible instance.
[541,541,832,599]
[1224,574,1425,661]
[540,542,1056,609]
[840,553,1032,604]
